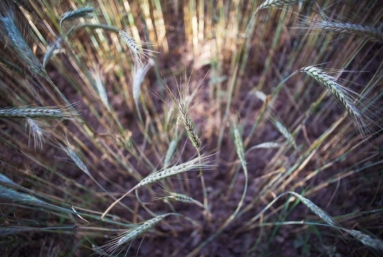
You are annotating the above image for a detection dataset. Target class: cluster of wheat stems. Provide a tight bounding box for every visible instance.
[0,0,383,256]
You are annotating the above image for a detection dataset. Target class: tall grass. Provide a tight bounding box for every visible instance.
[0,0,382,256]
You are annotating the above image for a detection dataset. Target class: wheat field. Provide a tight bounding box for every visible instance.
[0,0,383,256]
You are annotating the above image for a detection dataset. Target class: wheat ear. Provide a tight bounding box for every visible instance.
[164,85,201,150]
[59,141,111,194]
[164,83,208,215]
[309,20,383,42]
[257,0,306,11]
[101,154,212,220]
[133,58,154,110]
[246,142,281,154]
[345,229,383,251]
[26,118,45,150]
[290,192,383,251]
[155,189,204,208]
[275,121,297,149]
[0,105,77,119]
[0,55,25,75]
[301,66,371,134]
[43,37,62,68]
[59,7,94,29]
[0,15,45,76]
[289,192,339,228]
[0,185,70,214]
[119,30,157,64]
[0,173,18,187]
[91,68,110,110]
[164,137,178,168]
[222,122,248,225]
[94,214,176,256]
[254,192,383,252]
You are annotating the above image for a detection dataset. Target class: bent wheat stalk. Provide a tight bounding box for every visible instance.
[186,122,248,256]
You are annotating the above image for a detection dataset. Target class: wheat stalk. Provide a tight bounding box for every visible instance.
[190,122,249,251]
[11,0,33,13]
[164,81,209,215]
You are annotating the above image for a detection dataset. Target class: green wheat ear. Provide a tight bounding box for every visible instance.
[43,37,62,68]
[59,7,94,30]
[0,185,71,214]
[0,173,18,187]
[0,14,45,76]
